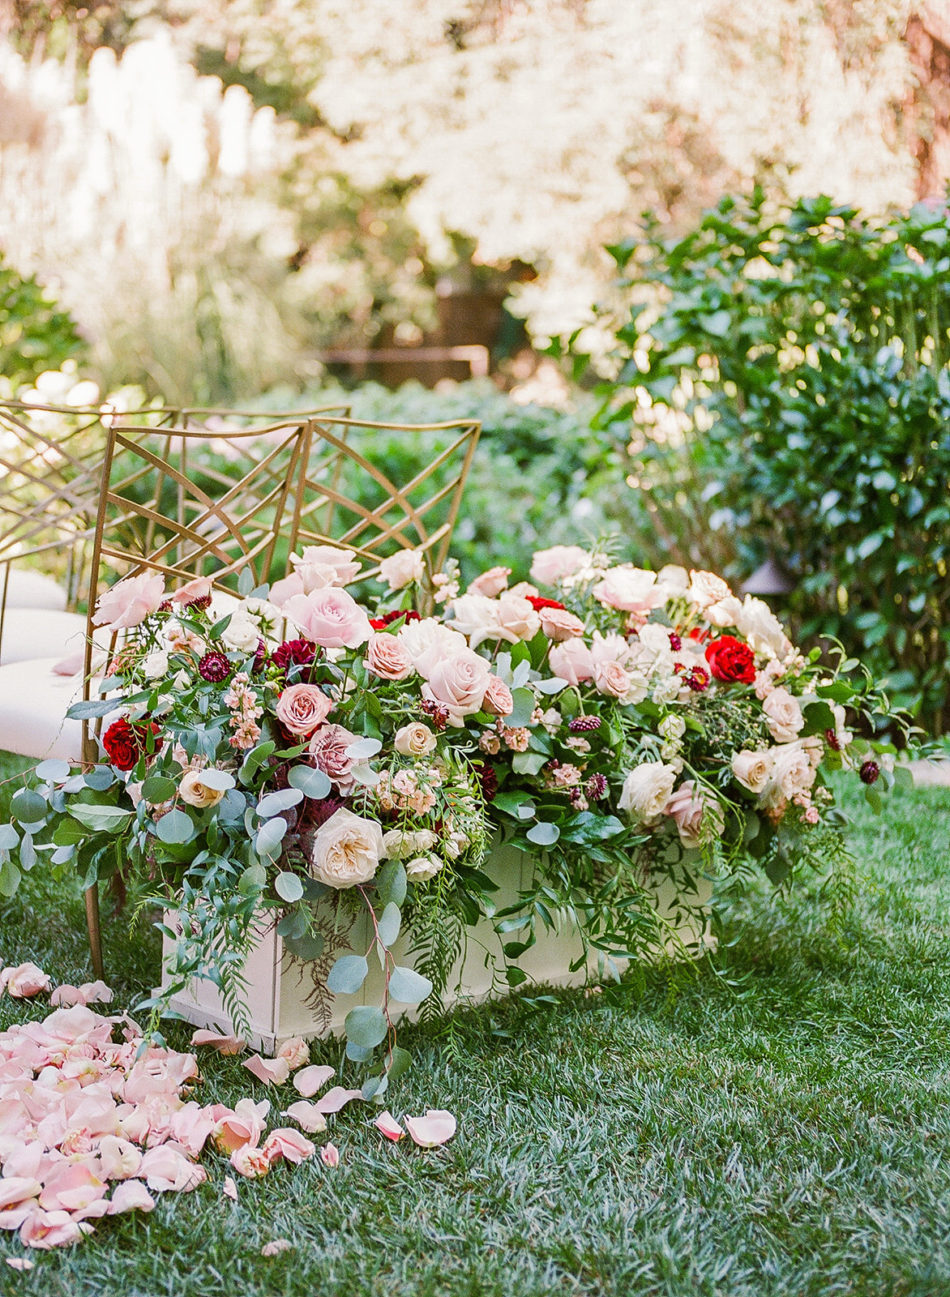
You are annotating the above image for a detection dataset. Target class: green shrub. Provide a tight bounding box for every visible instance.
[581,192,950,732]
[0,254,84,387]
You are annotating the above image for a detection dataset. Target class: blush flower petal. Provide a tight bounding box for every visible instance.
[404,1110,457,1148]
[373,1111,405,1142]
[243,1055,291,1087]
[292,1065,335,1098]
[190,1029,246,1055]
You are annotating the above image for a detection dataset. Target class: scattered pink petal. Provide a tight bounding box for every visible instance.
[107,1181,155,1216]
[230,1144,271,1179]
[292,1064,335,1098]
[281,1101,328,1135]
[78,981,113,1006]
[190,1029,246,1055]
[211,1098,270,1154]
[4,1257,34,1270]
[243,1055,292,1087]
[276,1037,309,1070]
[320,1142,340,1168]
[97,1135,142,1181]
[222,1176,238,1201]
[49,985,85,1008]
[0,964,51,999]
[19,1209,90,1249]
[373,1111,405,1142]
[261,1128,315,1166]
[261,1239,293,1257]
[314,1086,362,1115]
[404,1110,457,1148]
[139,1145,206,1193]
[0,1179,41,1211]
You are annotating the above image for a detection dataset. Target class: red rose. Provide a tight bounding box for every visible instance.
[102,717,163,771]
[526,596,566,612]
[704,635,755,684]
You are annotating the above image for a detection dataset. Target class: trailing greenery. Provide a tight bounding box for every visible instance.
[0,253,85,388]
[0,748,948,1295]
[577,192,950,731]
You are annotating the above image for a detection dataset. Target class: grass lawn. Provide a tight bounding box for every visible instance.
[0,749,948,1297]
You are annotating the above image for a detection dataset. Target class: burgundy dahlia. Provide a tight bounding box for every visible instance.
[668,631,682,651]
[252,638,268,674]
[198,651,232,683]
[859,760,880,786]
[270,639,317,672]
[686,666,710,693]
[369,609,421,631]
[474,761,498,801]
[824,728,841,752]
[569,715,601,733]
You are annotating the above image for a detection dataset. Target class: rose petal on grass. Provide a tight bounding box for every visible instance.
[276,1037,309,1070]
[319,1142,340,1168]
[261,1128,315,1165]
[281,1102,327,1135]
[4,1258,34,1270]
[243,1055,291,1086]
[373,1111,405,1142]
[108,1181,155,1215]
[222,1176,238,1202]
[190,1030,246,1055]
[314,1086,362,1115]
[404,1110,456,1148]
[261,1239,293,1257]
[292,1064,335,1098]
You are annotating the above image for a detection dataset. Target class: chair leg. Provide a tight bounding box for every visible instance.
[84,884,105,980]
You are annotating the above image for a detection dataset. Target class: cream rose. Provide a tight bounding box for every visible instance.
[422,650,492,725]
[447,593,503,647]
[593,566,666,614]
[768,741,817,801]
[310,809,383,889]
[292,545,362,590]
[379,549,425,591]
[405,854,444,882]
[179,769,228,809]
[548,637,595,685]
[394,722,437,758]
[594,660,631,699]
[221,610,261,653]
[468,566,510,597]
[762,687,804,743]
[619,762,678,825]
[736,595,792,661]
[493,594,541,642]
[275,684,333,736]
[398,619,467,677]
[687,570,733,610]
[365,633,414,681]
[732,749,773,794]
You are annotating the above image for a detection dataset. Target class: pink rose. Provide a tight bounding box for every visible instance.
[275,684,333,736]
[468,566,510,597]
[0,962,51,998]
[398,619,466,676]
[422,650,492,725]
[548,638,595,685]
[290,545,362,590]
[378,549,425,590]
[283,587,372,648]
[230,1145,271,1179]
[593,567,667,614]
[309,723,363,793]
[529,545,588,585]
[211,1098,270,1154]
[92,572,166,631]
[594,660,631,699]
[171,576,213,605]
[664,780,724,848]
[365,633,413,681]
[483,675,514,717]
[539,607,585,642]
[276,1037,310,1070]
[494,594,541,642]
[261,1128,315,1165]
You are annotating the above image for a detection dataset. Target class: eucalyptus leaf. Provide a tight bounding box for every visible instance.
[256,817,287,857]
[283,931,325,961]
[10,789,47,823]
[196,769,235,791]
[276,909,309,940]
[376,901,401,948]
[0,824,18,851]
[257,787,303,818]
[274,871,304,903]
[505,687,536,728]
[345,737,382,760]
[526,821,560,846]
[141,775,178,804]
[344,1005,388,1049]
[82,767,114,791]
[153,808,195,844]
[374,859,407,908]
[0,858,20,898]
[287,765,332,800]
[387,965,433,1005]
[327,954,369,995]
[70,804,134,834]
[35,759,71,784]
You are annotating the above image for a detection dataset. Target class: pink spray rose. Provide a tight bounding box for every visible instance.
[593,566,667,614]
[275,684,334,737]
[482,675,514,717]
[539,606,586,642]
[468,566,510,597]
[92,572,166,631]
[422,650,492,725]
[283,587,372,649]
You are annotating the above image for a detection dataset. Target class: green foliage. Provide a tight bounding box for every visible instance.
[587,192,950,731]
[0,252,84,387]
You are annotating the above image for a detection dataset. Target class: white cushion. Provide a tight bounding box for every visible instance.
[0,658,103,761]
[0,609,90,666]
[2,569,68,611]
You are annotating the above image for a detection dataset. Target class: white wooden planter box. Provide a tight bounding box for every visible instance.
[159,841,714,1054]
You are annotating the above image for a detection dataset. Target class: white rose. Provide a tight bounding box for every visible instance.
[593,566,666,614]
[687,570,733,610]
[221,611,260,652]
[405,854,444,882]
[658,714,686,743]
[393,722,437,758]
[398,619,467,677]
[656,564,690,598]
[143,650,169,680]
[762,687,804,743]
[705,596,743,629]
[731,749,773,794]
[310,809,383,889]
[590,630,635,668]
[291,545,362,590]
[493,594,541,642]
[651,676,683,706]
[379,549,425,591]
[762,741,816,807]
[736,595,792,661]
[447,593,503,646]
[631,623,675,672]
[619,762,678,825]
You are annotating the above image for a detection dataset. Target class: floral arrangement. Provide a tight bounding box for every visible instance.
[0,541,907,1092]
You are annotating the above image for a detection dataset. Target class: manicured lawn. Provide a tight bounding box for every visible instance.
[1,749,949,1297]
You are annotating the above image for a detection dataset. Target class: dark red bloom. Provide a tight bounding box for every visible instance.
[569,715,601,733]
[102,717,163,771]
[688,627,710,643]
[420,697,450,731]
[686,666,710,693]
[585,773,608,800]
[368,609,421,632]
[526,596,566,612]
[859,760,880,786]
[474,761,498,801]
[824,728,841,752]
[252,639,268,674]
[668,631,682,651]
[198,651,232,683]
[270,639,318,673]
[704,635,755,685]
[308,795,346,828]
[185,593,212,611]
